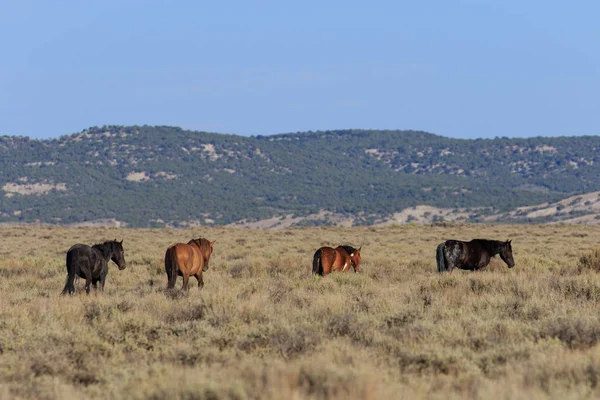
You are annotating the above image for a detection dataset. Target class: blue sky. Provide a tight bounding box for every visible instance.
[1,1,599,139]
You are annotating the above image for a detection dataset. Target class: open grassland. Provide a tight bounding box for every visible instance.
[2,224,600,399]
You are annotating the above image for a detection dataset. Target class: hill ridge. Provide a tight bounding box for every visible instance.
[1,125,599,227]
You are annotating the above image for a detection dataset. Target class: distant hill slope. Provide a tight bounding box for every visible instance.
[1,126,599,227]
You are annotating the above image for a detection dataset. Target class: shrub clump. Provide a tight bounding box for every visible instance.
[538,317,600,350]
[577,249,600,273]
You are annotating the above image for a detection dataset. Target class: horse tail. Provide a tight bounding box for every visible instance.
[61,274,77,295]
[165,246,179,289]
[436,243,446,273]
[312,249,323,276]
[61,251,77,295]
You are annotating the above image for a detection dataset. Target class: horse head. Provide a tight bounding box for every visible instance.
[111,239,127,270]
[350,247,362,272]
[198,239,215,272]
[499,240,515,268]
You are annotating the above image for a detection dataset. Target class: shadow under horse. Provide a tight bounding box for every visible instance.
[313,245,361,276]
[61,240,127,295]
[436,239,514,273]
[165,238,215,290]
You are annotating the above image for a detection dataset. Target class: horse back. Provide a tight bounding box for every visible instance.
[67,243,92,258]
[467,240,495,267]
[444,239,489,270]
[168,243,204,275]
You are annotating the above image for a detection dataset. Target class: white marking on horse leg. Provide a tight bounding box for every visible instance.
[342,261,349,271]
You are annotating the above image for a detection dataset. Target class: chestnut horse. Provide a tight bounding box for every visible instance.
[165,238,215,290]
[436,239,514,273]
[312,245,361,276]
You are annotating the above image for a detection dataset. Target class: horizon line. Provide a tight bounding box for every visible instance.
[1,124,599,142]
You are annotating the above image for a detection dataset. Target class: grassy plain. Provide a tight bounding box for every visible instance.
[1,224,600,399]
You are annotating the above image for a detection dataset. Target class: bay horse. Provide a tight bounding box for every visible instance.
[436,239,514,273]
[61,240,126,295]
[165,238,215,290]
[312,245,361,276]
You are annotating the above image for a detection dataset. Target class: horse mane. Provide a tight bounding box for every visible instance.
[339,245,357,255]
[190,238,211,251]
[92,240,120,257]
[471,239,505,255]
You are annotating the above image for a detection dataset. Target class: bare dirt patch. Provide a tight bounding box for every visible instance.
[125,172,150,182]
[3,182,67,197]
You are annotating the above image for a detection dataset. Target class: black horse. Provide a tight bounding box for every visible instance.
[61,240,126,295]
[436,239,514,273]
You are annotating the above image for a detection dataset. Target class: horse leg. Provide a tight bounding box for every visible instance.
[100,271,107,292]
[341,256,351,272]
[165,262,172,288]
[182,273,190,291]
[322,253,333,276]
[83,270,92,295]
[195,274,204,289]
[330,251,338,274]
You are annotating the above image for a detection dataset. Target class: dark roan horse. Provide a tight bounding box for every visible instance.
[312,245,362,276]
[61,240,126,295]
[436,239,514,273]
[165,238,215,290]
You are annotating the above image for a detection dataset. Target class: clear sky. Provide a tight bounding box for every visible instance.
[1,1,599,140]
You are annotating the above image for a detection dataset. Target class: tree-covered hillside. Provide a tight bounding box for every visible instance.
[1,126,599,227]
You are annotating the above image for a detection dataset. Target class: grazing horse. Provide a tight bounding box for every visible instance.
[436,239,514,273]
[165,238,215,290]
[312,245,362,276]
[61,240,126,295]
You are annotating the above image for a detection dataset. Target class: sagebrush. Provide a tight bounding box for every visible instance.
[1,224,600,399]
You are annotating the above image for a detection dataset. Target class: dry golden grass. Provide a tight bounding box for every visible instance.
[2,224,600,399]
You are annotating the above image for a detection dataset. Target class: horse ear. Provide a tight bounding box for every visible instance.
[120,240,123,245]
[210,240,216,247]
[357,247,361,252]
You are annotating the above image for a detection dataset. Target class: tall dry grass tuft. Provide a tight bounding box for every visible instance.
[578,248,600,273]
